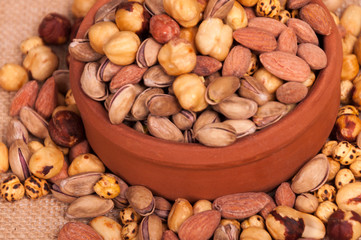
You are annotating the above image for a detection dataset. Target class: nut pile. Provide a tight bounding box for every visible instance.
[69,0,332,147]
[1,0,361,240]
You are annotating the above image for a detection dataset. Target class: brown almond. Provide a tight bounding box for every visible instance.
[277,28,298,55]
[297,43,327,70]
[222,46,252,78]
[287,0,310,9]
[248,17,287,37]
[276,82,308,104]
[162,230,179,240]
[58,222,103,240]
[300,3,332,35]
[287,18,319,45]
[178,210,221,240]
[233,27,277,52]
[35,76,58,119]
[275,182,296,208]
[110,64,147,92]
[9,80,39,116]
[212,192,271,219]
[259,51,311,82]
[260,194,277,219]
[192,55,222,76]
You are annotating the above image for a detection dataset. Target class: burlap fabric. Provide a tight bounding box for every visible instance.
[0,0,360,239]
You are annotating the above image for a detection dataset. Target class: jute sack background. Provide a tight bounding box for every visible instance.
[0,0,360,239]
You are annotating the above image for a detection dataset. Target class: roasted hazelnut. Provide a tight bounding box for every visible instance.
[341,80,355,105]
[115,2,150,36]
[38,13,71,45]
[340,5,361,37]
[48,110,85,148]
[342,33,357,55]
[68,153,105,176]
[20,36,44,54]
[335,169,355,189]
[179,26,198,52]
[23,45,58,82]
[24,176,50,199]
[334,115,361,142]
[195,18,233,61]
[352,81,361,107]
[341,54,359,81]
[0,175,25,202]
[354,35,361,65]
[327,157,341,181]
[163,0,202,28]
[27,141,44,154]
[253,67,283,94]
[93,174,121,199]
[315,184,336,202]
[150,14,180,44]
[120,206,142,225]
[88,21,119,54]
[65,89,76,106]
[173,73,208,112]
[226,1,248,30]
[327,209,361,240]
[72,0,97,18]
[28,146,64,179]
[256,0,280,17]
[193,199,212,214]
[158,38,197,76]
[103,31,140,66]
[315,201,338,223]
[0,63,28,91]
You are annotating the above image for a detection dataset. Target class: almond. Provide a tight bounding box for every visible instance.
[287,18,319,45]
[233,27,277,52]
[162,230,179,240]
[259,51,311,82]
[222,46,252,78]
[275,182,296,207]
[276,82,309,104]
[300,3,332,35]
[248,17,287,37]
[260,194,277,219]
[297,43,327,70]
[58,222,103,240]
[213,192,271,219]
[9,80,39,116]
[192,56,222,76]
[110,64,147,92]
[287,0,310,9]
[35,76,58,119]
[178,210,221,240]
[277,28,298,55]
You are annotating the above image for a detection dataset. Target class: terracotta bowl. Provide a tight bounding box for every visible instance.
[70,0,342,201]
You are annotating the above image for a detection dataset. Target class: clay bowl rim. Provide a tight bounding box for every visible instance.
[70,0,342,170]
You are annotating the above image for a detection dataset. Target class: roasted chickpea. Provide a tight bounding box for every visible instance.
[24,176,50,199]
[327,157,341,182]
[93,174,121,199]
[274,10,291,24]
[315,201,338,223]
[341,54,360,81]
[28,146,64,179]
[342,33,357,55]
[256,0,281,18]
[315,184,336,202]
[335,168,356,189]
[68,153,105,176]
[0,175,25,202]
[72,0,97,18]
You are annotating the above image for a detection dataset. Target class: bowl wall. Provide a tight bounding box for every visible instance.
[70,0,342,201]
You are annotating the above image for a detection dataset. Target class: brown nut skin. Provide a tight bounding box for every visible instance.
[327,209,361,240]
[58,222,103,240]
[38,13,71,45]
[68,140,91,162]
[150,14,180,44]
[0,174,25,202]
[333,115,361,142]
[48,110,85,148]
[115,2,150,36]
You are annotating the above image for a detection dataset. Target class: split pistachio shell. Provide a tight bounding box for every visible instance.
[144,0,165,15]
[9,139,31,181]
[154,196,172,220]
[223,119,256,138]
[184,129,196,143]
[138,214,163,240]
[51,184,78,203]
[172,110,196,130]
[212,94,258,120]
[6,118,29,145]
[0,142,9,173]
[147,115,184,143]
[195,122,237,147]
[94,0,124,22]
[193,109,220,133]
[291,153,329,194]
[28,146,64,179]
[146,94,181,117]
[205,76,240,105]
[125,185,155,216]
[80,62,109,101]
[131,88,164,120]
[96,57,123,83]
[66,195,114,219]
[108,84,137,124]
[59,172,102,197]
[68,39,103,62]
[239,76,273,105]
[204,0,235,20]
[214,219,241,240]
[295,193,319,214]
[109,173,129,208]
[252,101,287,128]
[136,38,162,68]
[19,106,49,139]
[143,65,175,88]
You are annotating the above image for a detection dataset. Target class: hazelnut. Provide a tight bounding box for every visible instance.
[115,2,150,36]
[88,21,119,54]
[179,26,198,52]
[119,206,142,225]
[342,33,357,55]
[103,31,140,66]
[168,198,193,232]
[68,153,105,176]
[226,1,248,31]
[341,54,359,81]
[350,159,361,177]
[340,5,361,37]
[44,136,69,156]
[48,110,85,148]
[0,63,29,91]
[327,209,361,240]
[27,141,44,154]
[71,0,97,18]
[327,157,341,181]
[28,146,64,179]
[163,0,202,28]
[193,199,212,214]
[23,46,58,82]
[253,67,283,94]
[24,176,50,199]
[158,38,197,76]
[0,175,25,202]
[354,35,361,65]
[20,36,44,54]
[38,13,71,45]
[322,140,338,157]
[334,115,361,142]
[93,174,121,199]
[150,14,180,44]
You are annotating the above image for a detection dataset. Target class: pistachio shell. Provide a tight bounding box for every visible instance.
[172,110,196,130]
[109,173,129,209]
[125,185,155,216]
[193,109,220,133]
[252,101,287,128]
[53,70,70,95]
[239,76,273,105]
[136,38,162,68]
[146,94,181,117]
[147,115,184,143]
[6,118,29,146]
[204,0,235,19]
[96,57,123,83]
[143,65,175,88]
[144,0,165,15]
[51,184,78,203]
[8,139,31,181]
[80,62,109,101]
[223,119,256,138]
[138,214,163,240]
[94,0,125,22]
[205,76,240,105]
[66,195,114,219]
[154,196,172,220]
[19,106,49,139]
[59,172,103,197]
[108,84,137,124]
[195,122,237,147]
[68,39,103,62]
[212,94,258,120]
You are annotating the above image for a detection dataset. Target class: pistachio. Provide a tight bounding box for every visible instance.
[214,219,241,240]
[168,198,193,233]
[80,62,109,101]
[8,139,31,181]
[205,76,240,105]
[295,193,319,214]
[143,65,175,88]
[138,214,163,240]
[154,196,172,220]
[96,57,123,83]
[59,172,102,197]
[252,101,287,128]
[19,106,49,139]
[108,84,137,124]
[94,0,125,23]
[6,118,29,145]
[195,122,237,147]
[125,185,155,216]
[131,87,164,120]
[144,0,165,15]
[136,38,162,68]
[212,94,258,120]
[50,184,78,203]
[68,153,105,176]
[239,76,273,106]
[28,146,64,179]
[184,129,196,143]
[203,0,235,19]
[193,109,220,133]
[223,119,256,138]
[146,94,181,117]
[291,154,329,194]
[66,195,114,219]
[68,39,103,62]
[172,110,196,130]
[147,115,184,143]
